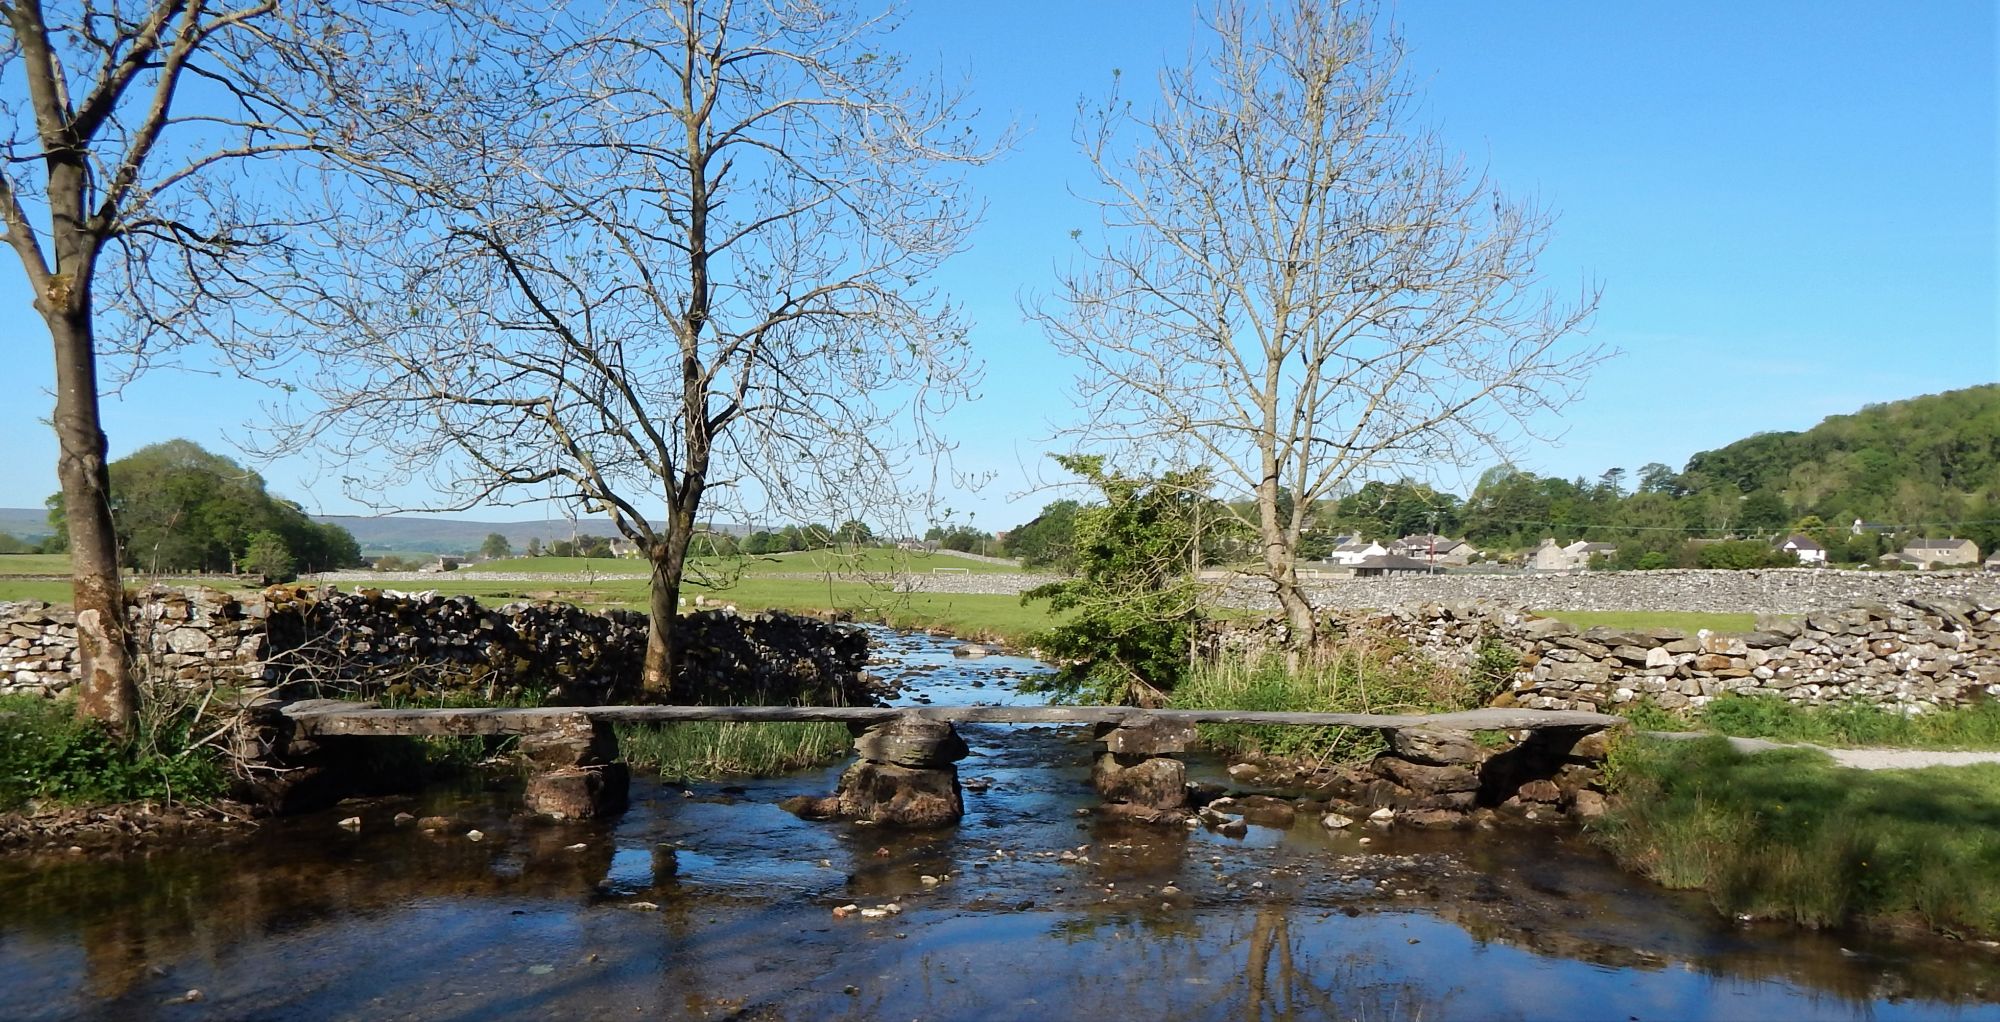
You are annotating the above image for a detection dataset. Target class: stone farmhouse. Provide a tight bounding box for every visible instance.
[1897,538,1982,569]
[1389,533,1480,567]
[1528,538,1618,571]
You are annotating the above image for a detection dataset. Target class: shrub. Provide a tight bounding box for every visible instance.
[0,695,226,810]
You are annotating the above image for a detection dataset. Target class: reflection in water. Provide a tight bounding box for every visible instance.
[3,628,1998,1020]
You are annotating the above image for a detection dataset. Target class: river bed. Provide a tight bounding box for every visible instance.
[4,628,1999,1020]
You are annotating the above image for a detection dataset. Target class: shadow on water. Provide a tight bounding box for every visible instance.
[5,627,2000,1019]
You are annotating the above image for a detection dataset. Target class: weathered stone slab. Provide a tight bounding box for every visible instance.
[851,716,968,768]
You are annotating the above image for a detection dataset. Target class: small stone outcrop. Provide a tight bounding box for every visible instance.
[520,717,630,820]
[788,716,968,827]
[1331,724,1613,829]
[1092,716,1197,823]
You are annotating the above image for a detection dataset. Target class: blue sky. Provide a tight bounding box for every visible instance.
[3,0,1994,532]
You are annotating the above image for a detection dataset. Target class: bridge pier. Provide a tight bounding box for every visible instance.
[1093,716,1197,822]
[521,718,629,820]
[788,715,969,827]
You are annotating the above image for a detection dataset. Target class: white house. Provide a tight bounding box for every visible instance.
[1327,538,1388,566]
[1776,534,1827,565]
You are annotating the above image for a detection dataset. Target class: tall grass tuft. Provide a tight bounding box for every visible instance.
[1170,633,1515,765]
[617,720,850,781]
[1596,734,2000,936]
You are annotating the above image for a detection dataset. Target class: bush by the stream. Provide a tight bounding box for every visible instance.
[0,696,226,811]
[1595,735,2000,937]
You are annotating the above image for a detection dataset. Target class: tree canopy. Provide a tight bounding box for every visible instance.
[46,439,361,575]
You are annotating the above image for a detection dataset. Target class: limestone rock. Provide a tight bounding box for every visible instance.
[1094,753,1189,811]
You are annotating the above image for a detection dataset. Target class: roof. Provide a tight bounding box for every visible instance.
[1778,534,1825,551]
[1574,542,1618,553]
[1352,554,1437,572]
[1907,538,1973,549]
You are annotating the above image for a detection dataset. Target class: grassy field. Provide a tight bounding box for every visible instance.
[479,548,1021,576]
[0,579,82,603]
[1597,735,2000,937]
[1540,609,1758,635]
[0,553,72,576]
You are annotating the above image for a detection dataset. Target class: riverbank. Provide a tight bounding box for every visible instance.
[1595,733,2000,940]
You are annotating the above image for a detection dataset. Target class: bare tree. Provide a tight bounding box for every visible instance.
[0,0,354,729]
[263,0,994,694]
[1033,0,1601,648]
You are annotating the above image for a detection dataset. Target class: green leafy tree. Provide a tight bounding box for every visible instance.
[1023,456,1215,705]
[1005,500,1082,571]
[46,439,362,575]
[525,537,543,557]
[480,533,512,560]
[242,531,295,583]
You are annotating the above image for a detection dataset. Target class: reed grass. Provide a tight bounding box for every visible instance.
[616,720,850,781]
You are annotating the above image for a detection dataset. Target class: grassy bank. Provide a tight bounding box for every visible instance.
[1596,735,2000,937]
[1627,694,2000,750]
[1168,638,1517,764]
[0,695,227,812]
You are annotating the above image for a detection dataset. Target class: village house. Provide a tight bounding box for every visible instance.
[1326,536,1389,566]
[1528,538,1618,571]
[1350,553,1438,576]
[1776,534,1827,565]
[1899,537,1982,569]
[1388,533,1480,567]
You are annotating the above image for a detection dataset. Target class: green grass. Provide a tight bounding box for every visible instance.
[1539,609,1759,635]
[1597,735,2000,936]
[0,579,83,603]
[1696,694,2000,750]
[409,575,1057,645]
[616,720,850,780]
[1169,637,1517,764]
[0,553,72,576]
[474,548,1021,577]
[0,695,227,811]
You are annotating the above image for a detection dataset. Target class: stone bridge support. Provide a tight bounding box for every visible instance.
[1093,716,1197,823]
[788,715,969,827]
[521,717,629,820]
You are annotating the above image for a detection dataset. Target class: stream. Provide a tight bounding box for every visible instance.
[4,627,2000,1020]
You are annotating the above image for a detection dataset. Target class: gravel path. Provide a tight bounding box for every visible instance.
[1643,731,2000,770]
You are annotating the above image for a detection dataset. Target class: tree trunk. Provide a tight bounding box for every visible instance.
[640,542,685,697]
[1256,475,1317,653]
[48,301,137,733]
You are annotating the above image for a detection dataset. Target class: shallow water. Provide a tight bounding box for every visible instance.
[4,628,2000,1020]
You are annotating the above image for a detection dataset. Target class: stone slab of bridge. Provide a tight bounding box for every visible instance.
[255,700,1622,825]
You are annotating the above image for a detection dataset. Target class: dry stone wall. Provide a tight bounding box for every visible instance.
[1224,567,1999,616]
[1,585,870,706]
[1210,595,2000,715]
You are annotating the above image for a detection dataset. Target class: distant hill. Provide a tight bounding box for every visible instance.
[1680,384,2000,526]
[0,507,50,540]
[312,515,664,556]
